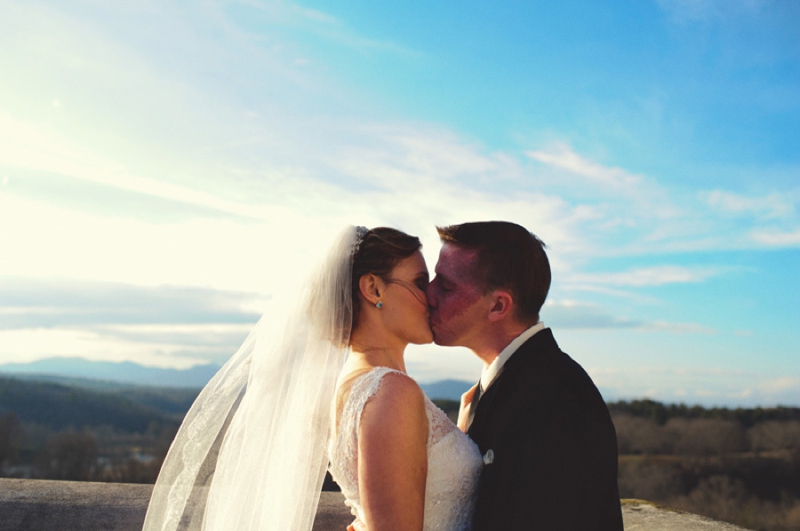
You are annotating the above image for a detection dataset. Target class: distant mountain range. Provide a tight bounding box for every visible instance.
[419,379,472,401]
[0,357,220,389]
[0,357,473,400]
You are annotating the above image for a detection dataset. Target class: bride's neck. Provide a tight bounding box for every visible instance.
[348,327,407,372]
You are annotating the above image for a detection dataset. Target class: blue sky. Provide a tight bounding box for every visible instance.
[0,0,798,406]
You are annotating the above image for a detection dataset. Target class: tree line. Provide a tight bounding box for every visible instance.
[609,399,800,531]
[2,379,799,530]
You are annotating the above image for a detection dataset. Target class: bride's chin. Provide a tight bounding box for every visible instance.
[411,330,434,345]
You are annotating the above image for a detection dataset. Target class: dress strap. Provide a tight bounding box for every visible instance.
[345,367,404,432]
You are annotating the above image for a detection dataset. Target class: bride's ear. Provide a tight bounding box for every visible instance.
[358,273,384,306]
[487,290,513,322]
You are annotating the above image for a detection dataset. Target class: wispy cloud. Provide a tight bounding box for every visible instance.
[656,0,765,24]
[0,279,263,329]
[702,189,800,247]
[526,143,643,190]
[0,111,270,221]
[704,189,797,220]
[589,365,799,407]
[646,320,716,335]
[0,278,260,367]
[1,0,797,396]
[235,0,419,58]
[566,265,726,288]
[750,229,800,247]
[543,300,716,334]
[0,326,234,368]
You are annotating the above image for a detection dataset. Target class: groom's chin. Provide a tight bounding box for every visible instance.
[431,334,451,347]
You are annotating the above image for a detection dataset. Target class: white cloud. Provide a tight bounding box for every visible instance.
[543,300,716,334]
[0,192,353,294]
[566,265,725,288]
[588,365,799,407]
[646,320,716,335]
[526,143,643,189]
[337,124,509,187]
[656,0,764,23]
[0,327,209,368]
[0,112,275,222]
[704,189,797,220]
[405,343,483,383]
[750,229,800,247]
[237,0,418,58]
[0,0,796,393]
[762,376,800,393]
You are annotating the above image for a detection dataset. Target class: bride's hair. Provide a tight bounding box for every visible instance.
[351,227,421,329]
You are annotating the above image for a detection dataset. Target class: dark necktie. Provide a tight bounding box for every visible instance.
[466,381,483,431]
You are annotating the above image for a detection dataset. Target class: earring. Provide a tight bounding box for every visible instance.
[376,301,383,309]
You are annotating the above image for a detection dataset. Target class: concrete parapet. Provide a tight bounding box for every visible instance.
[0,479,751,530]
[621,500,752,531]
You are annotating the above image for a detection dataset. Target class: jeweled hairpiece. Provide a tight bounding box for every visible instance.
[353,226,370,255]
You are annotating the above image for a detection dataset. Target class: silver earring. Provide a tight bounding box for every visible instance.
[376,301,383,309]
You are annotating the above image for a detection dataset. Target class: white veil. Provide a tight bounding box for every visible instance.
[142,226,358,531]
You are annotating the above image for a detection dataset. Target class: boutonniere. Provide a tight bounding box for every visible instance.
[482,449,494,465]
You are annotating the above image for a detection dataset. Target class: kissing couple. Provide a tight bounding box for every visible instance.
[143,221,623,531]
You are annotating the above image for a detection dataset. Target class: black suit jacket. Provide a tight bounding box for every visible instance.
[467,329,623,531]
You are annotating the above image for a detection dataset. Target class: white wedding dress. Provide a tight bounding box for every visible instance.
[329,367,483,531]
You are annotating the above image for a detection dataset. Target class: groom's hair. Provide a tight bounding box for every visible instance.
[437,221,550,323]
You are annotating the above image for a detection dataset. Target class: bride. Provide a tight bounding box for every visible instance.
[142,226,483,531]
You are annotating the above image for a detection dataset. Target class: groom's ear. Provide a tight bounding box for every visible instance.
[487,290,514,322]
[358,274,384,305]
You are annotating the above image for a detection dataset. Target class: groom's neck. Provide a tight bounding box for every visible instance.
[469,321,530,366]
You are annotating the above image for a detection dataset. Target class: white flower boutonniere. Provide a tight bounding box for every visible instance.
[482,449,494,465]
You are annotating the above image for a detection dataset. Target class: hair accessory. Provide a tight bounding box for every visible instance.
[352,226,370,255]
[376,301,383,309]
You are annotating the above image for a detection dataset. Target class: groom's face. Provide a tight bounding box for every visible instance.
[426,244,488,348]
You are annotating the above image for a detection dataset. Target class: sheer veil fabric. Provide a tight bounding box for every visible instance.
[143,227,357,531]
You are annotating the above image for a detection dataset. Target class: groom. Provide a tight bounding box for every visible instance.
[426,221,623,531]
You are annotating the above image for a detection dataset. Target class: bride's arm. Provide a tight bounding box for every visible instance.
[358,372,428,531]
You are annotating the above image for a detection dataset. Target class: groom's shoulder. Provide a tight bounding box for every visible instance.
[513,329,604,397]
[514,328,578,373]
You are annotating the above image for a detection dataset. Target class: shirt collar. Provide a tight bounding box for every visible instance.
[480,321,546,391]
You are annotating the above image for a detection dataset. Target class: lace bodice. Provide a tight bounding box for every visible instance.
[328,367,482,531]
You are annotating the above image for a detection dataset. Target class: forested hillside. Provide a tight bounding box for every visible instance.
[610,399,800,531]
[0,377,185,432]
[2,378,799,530]
[0,376,189,483]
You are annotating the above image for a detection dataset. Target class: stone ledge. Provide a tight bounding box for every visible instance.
[621,500,751,531]
[0,479,751,531]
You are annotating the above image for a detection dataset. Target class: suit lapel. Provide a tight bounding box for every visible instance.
[467,369,504,443]
[466,329,558,444]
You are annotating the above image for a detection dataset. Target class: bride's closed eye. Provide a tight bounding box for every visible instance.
[386,276,428,306]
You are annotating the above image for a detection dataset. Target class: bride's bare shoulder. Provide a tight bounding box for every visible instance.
[371,369,423,402]
[360,370,426,429]
[334,368,425,434]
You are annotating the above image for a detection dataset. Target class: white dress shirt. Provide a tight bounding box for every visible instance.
[461,322,547,431]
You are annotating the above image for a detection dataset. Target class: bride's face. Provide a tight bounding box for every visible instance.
[381,250,433,345]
